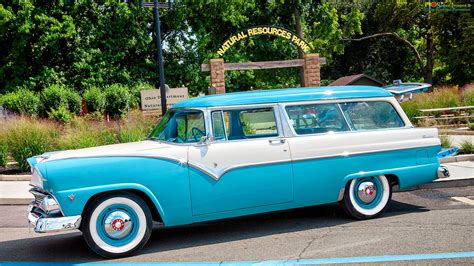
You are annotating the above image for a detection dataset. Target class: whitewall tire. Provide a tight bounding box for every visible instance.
[82,192,152,258]
[342,175,392,219]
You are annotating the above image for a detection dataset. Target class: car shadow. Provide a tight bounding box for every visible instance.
[0,200,427,261]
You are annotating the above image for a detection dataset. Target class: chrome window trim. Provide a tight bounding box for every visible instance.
[337,103,353,132]
[210,110,227,141]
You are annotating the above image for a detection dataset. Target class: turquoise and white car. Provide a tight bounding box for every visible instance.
[27,86,448,258]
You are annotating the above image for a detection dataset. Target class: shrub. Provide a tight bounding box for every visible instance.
[460,139,474,154]
[5,118,58,172]
[0,140,8,168]
[42,84,82,115]
[130,83,154,109]
[462,88,474,106]
[105,84,131,117]
[400,101,420,122]
[48,105,73,123]
[439,135,452,148]
[469,123,474,130]
[83,87,106,113]
[0,88,41,116]
[117,110,155,143]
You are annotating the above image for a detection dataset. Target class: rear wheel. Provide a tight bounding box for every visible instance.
[342,175,392,219]
[82,192,152,258]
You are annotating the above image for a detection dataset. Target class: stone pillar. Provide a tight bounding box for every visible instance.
[303,53,321,87]
[209,58,225,94]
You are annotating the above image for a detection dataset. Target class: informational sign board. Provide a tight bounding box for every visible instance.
[140,87,188,111]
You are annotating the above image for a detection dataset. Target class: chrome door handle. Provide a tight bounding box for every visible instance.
[269,139,286,144]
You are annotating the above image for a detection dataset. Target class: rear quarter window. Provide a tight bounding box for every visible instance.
[340,101,405,130]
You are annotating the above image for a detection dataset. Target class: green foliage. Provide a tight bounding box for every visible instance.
[83,87,106,113]
[460,140,474,154]
[48,105,73,123]
[42,85,82,115]
[461,89,474,106]
[104,84,131,118]
[0,140,8,168]
[468,123,474,131]
[439,135,452,149]
[0,88,41,116]
[0,0,470,97]
[400,101,420,122]
[130,83,154,109]
[5,118,58,172]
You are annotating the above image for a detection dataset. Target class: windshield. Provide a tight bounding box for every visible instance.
[148,109,206,143]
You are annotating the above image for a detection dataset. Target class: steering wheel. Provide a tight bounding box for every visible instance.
[191,127,206,141]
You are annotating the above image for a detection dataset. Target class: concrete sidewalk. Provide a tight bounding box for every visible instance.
[1,162,473,205]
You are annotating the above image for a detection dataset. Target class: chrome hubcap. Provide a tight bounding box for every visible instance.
[103,210,133,239]
[357,181,377,203]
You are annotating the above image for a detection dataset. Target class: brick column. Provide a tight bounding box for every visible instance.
[303,53,321,87]
[209,58,225,94]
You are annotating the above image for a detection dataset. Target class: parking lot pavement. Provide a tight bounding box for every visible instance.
[0,186,473,265]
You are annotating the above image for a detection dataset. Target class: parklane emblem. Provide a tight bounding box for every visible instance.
[217,26,311,56]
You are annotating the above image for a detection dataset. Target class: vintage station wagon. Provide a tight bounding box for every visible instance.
[27,86,448,258]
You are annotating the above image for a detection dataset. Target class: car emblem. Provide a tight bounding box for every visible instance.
[68,194,76,201]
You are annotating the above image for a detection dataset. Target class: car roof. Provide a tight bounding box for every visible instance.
[173,85,393,108]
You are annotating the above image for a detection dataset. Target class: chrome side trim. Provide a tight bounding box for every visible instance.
[337,188,345,201]
[188,158,292,181]
[188,144,440,181]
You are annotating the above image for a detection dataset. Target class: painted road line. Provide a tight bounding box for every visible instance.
[451,196,474,205]
[1,251,474,265]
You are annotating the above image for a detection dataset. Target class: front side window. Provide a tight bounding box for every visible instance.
[340,101,405,130]
[149,109,206,143]
[211,111,226,140]
[285,103,349,135]
[218,107,278,140]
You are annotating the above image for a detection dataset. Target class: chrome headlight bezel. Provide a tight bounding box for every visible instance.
[30,167,44,189]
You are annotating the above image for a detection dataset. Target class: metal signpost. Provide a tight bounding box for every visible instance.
[142,0,172,114]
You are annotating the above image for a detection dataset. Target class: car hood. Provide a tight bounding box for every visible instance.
[41,140,185,163]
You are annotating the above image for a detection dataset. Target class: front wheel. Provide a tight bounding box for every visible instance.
[341,175,392,220]
[82,192,152,258]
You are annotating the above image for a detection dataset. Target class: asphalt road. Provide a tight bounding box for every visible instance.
[0,186,473,265]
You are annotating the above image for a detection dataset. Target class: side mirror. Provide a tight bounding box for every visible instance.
[197,134,214,146]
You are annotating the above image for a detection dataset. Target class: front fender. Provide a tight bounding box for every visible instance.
[43,156,192,226]
[54,183,168,225]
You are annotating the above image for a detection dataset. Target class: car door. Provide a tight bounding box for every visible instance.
[188,106,293,216]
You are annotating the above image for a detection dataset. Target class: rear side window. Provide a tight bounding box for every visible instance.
[214,107,278,140]
[285,103,349,135]
[340,101,405,130]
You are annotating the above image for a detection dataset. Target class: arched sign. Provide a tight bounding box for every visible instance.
[217,26,311,56]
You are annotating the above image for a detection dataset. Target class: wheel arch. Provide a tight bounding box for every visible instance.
[81,186,166,225]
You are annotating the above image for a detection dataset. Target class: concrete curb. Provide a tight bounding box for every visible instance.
[0,198,32,205]
[417,177,474,190]
[439,154,474,163]
[0,175,31,181]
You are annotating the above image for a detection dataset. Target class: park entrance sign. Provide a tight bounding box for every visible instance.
[217,26,311,56]
[204,25,324,94]
[140,87,188,111]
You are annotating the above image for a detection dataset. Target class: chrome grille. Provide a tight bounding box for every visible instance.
[30,189,47,206]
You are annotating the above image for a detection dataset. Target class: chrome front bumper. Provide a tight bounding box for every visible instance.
[28,207,81,233]
[27,188,81,233]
